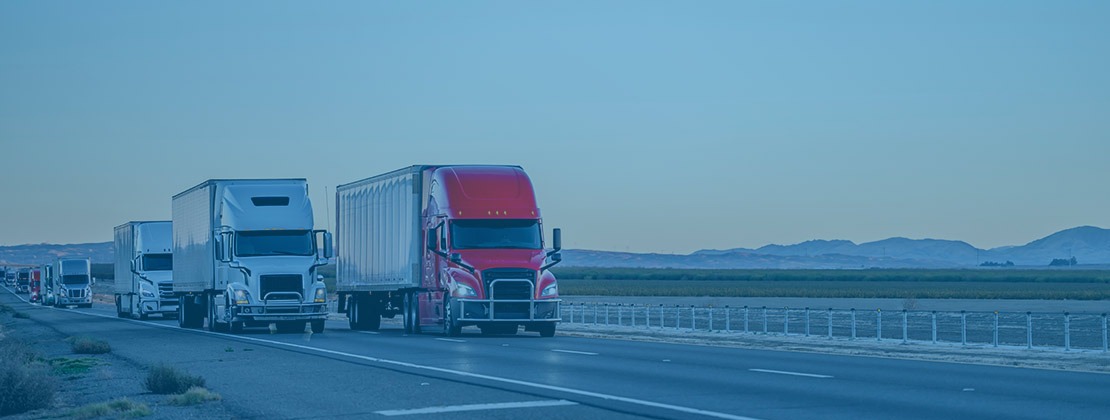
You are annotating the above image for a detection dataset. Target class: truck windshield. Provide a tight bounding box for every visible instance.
[142,254,173,271]
[235,230,314,257]
[62,275,89,285]
[450,220,542,250]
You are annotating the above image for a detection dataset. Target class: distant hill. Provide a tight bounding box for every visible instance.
[1,226,1107,269]
[566,226,1110,269]
[0,242,113,266]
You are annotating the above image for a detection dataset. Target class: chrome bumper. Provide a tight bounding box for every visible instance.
[456,298,561,322]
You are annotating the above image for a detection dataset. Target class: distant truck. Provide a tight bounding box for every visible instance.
[29,269,41,302]
[16,268,30,293]
[172,179,332,333]
[335,165,563,337]
[53,258,93,308]
[40,263,56,306]
[4,270,14,287]
[114,221,177,319]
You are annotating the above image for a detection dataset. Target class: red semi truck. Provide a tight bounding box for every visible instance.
[335,165,563,337]
[29,269,42,302]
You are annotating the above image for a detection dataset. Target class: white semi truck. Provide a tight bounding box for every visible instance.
[172,179,332,333]
[53,258,93,308]
[114,221,177,319]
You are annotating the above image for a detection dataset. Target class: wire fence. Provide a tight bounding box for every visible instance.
[561,302,1110,352]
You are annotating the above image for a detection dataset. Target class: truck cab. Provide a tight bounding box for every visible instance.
[40,264,55,306]
[54,258,93,308]
[16,268,31,293]
[115,221,177,319]
[424,166,562,336]
[29,269,41,302]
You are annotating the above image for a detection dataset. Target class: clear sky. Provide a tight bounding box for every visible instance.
[2,1,1108,253]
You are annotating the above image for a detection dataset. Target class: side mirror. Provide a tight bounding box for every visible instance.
[426,231,437,251]
[216,232,233,263]
[551,252,562,263]
[450,253,463,264]
[439,228,447,251]
[322,231,334,259]
[552,228,562,251]
[130,257,139,274]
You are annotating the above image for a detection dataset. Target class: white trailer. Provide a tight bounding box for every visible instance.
[172,179,332,333]
[114,221,177,319]
[53,258,92,308]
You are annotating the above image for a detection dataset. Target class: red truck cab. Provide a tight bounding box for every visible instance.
[421,166,563,336]
[29,269,42,302]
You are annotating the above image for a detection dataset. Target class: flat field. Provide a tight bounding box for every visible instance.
[553,268,1110,300]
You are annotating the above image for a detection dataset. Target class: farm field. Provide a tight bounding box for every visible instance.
[553,268,1110,300]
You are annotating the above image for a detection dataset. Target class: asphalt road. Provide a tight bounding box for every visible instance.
[5,289,1109,420]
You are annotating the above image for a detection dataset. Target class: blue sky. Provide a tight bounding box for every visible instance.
[2,1,1108,253]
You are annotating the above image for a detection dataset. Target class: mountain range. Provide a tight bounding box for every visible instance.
[2,226,1108,269]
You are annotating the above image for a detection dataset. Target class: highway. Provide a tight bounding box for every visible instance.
[4,289,1109,420]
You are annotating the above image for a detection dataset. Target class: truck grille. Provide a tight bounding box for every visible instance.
[482,269,535,300]
[68,289,86,298]
[259,275,303,300]
[158,283,174,298]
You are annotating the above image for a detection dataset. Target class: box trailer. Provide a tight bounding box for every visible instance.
[335,165,562,337]
[172,179,332,333]
[114,221,177,319]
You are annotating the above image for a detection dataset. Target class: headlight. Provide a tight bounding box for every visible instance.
[234,289,251,305]
[140,288,156,298]
[314,287,327,303]
[455,283,477,297]
[541,283,558,297]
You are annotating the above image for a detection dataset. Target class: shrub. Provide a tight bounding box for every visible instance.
[167,387,221,406]
[0,359,58,415]
[72,399,151,419]
[12,312,29,319]
[145,364,205,394]
[69,337,111,354]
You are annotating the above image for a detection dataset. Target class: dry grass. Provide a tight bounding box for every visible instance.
[145,364,205,395]
[167,387,221,406]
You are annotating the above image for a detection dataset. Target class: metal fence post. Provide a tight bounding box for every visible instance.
[1026,311,1032,350]
[805,307,810,337]
[876,309,882,342]
[744,306,750,333]
[993,311,999,348]
[659,304,664,329]
[784,307,789,335]
[617,304,623,326]
[902,309,908,344]
[762,306,768,334]
[593,303,598,325]
[851,308,856,340]
[931,311,937,344]
[960,310,967,346]
[709,306,714,332]
[1064,312,1071,351]
[827,308,833,339]
[726,305,731,332]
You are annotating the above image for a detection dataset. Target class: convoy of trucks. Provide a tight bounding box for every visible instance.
[7,166,562,337]
[52,258,93,308]
[335,165,562,337]
[114,221,177,319]
[172,179,332,333]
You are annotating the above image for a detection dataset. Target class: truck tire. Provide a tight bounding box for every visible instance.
[443,297,461,337]
[538,323,556,338]
[404,293,421,334]
[115,295,126,318]
[207,296,227,333]
[310,319,325,333]
[348,296,361,330]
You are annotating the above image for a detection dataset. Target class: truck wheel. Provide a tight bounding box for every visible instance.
[115,295,126,318]
[207,297,227,332]
[310,319,325,333]
[404,293,421,334]
[538,323,556,338]
[348,296,362,330]
[443,297,461,337]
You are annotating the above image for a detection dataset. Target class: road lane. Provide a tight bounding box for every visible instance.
[9,288,1110,420]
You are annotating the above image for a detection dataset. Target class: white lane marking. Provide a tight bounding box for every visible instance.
[376,399,576,416]
[358,331,381,335]
[962,388,975,392]
[25,295,763,420]
[436,338,466,343]
[552,349,599,356]
[749,369,833,379]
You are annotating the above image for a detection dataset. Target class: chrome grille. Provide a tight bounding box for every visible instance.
[158,283,174,298]
[259,275,303,299]
[482,269,535,300]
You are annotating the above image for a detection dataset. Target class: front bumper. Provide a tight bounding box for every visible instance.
[456,298,561,322]
[233,302,328,322]
[57,296,92,305]
[142,298,179,314]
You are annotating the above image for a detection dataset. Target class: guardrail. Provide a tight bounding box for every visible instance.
[561,303,1110,352]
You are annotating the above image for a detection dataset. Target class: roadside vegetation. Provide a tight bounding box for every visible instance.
[71,398,151,419]
[554,268,1110,300]
[68,336,112,354]
[0,339,58,415]
[145,364,206,394]
[168,387,222,406]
